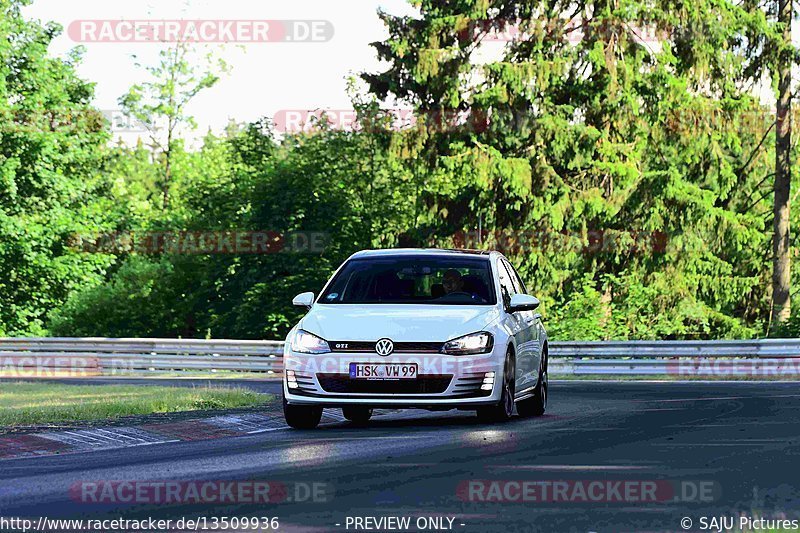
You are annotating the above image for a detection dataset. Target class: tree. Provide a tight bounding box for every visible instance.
[51,115,418,339]
[119,41,228,208]
[44,0,798,341]
[771,0,792,323]
[736,0,798,328]
[0,0,116,335]
[363,0,778,339]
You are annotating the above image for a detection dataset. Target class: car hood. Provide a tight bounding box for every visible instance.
[299,304,501,342]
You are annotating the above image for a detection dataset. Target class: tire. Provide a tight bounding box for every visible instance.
[283,396,323,429]
[518,349,548,417]
[342,406,373,424]
[476,351,515,423]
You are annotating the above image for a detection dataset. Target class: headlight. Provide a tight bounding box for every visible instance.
[291,329,331,354]
[441,332,494,355]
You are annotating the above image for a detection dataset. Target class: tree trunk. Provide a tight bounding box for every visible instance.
[772,0,792,323]
[163,150,171,209]
[163,125,173,209]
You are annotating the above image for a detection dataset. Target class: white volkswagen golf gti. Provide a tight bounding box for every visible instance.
[282,249,548,429]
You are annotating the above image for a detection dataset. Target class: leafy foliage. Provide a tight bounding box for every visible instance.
[119,41,228,207]
[359,0,793,339]
[0,0,117,335]
[5,0,800,340]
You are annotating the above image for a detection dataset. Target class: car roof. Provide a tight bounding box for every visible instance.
[349,248,497,259]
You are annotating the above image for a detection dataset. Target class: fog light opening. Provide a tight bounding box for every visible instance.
[481,371,495,391]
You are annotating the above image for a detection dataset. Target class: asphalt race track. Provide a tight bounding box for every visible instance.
[1,381,799,532]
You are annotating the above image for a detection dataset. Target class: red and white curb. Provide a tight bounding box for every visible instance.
[0,411,345,460]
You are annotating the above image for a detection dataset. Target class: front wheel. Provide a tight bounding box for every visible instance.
[518,353,547,417]
[283,397,323,429]
[476,352,515,423]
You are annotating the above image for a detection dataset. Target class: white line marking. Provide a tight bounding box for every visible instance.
[93,428,147,443]
[633,393,800,403]
[653,442,768,446]
[129,439,181,446]
[716,438,789,442]
[61,431,111,445]
[488,464,653,471]
[368,463,440,467]
[314,436,430,441]
[247,426,290,434]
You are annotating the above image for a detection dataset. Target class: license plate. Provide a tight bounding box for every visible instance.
[349,363,418,380]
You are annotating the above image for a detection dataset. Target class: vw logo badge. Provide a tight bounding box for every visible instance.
[375,338,394,356]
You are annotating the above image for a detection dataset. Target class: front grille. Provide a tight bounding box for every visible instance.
[327,341,443,353]
[317,374,452,394]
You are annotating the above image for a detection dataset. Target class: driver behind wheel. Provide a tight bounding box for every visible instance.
[442,269,465,295]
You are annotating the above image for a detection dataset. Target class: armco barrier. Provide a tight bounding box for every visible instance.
[551,339,800,358]
[0,338,284,377]
[0,338,798,378]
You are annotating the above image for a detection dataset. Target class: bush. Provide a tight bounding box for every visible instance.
[49,256,191,337]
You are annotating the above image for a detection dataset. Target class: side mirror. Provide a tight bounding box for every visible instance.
[292,292,315,309]
[508,294,540,313]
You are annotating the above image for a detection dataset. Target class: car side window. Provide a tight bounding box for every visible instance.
[504,260,527,294]
[497,261,515,309]
[500,260,522,295]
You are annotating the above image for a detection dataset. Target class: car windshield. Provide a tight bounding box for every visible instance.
[319,256,496,305]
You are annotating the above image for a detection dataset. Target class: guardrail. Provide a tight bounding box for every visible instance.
[0,338,798,378]
[551,339,800,358]
[550,340,800,376]
[0,338,284,377]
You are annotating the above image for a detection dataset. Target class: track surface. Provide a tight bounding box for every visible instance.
[1,382,799,532]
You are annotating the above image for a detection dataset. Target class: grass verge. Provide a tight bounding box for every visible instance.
[0,382,271,426]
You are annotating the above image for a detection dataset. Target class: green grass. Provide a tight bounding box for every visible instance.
[0,382,271,426]
[107,371,281,379]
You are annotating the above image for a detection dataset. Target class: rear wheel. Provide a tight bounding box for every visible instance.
[476,351,515,423]
[283,396,323,429]
[342,406,373,424]
[518,349,547,417]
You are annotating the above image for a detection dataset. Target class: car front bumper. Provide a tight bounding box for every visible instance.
[282,348,504,407]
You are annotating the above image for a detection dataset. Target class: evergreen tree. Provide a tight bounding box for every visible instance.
[363,0,785,338]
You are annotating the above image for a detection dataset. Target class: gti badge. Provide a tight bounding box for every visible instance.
[375,338,394,356]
